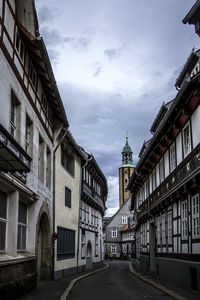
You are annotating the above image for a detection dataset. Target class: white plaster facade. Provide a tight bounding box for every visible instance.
[0,0,68,296]
[54,132,85,278]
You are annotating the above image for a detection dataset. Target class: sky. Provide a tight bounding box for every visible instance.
[35,0,199,216]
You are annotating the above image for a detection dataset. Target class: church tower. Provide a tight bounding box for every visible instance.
[119,135,134,207]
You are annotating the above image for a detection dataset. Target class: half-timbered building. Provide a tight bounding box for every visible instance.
[78,152,107,270]
[128,48,200,294]
[0,0,68,297]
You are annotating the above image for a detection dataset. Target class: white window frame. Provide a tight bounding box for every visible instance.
[122,215,127,225]
[183,122,191,158]
[111,228,117,238]
[111,245,116,254]
[81,229,86,258]
[169,143,176,173]
[159,157,165,183]
[192,194,200,238]
[181,200,188,240]
[17,202,27,251]
[156,216,161,245]
[161,214,166,245]
[167,211,172,244]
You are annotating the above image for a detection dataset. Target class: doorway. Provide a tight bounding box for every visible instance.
[86,241,92,269]
[37,212,52,280]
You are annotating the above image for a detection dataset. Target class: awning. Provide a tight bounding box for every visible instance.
[0,123,31,172]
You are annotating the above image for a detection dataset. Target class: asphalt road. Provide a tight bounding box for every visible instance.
[67,260,173,300]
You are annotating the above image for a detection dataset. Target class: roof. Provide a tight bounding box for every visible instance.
[182,0,200,24]
[150,100,173,134]
[17,3,69,128]
[120,224,134,232]
[128,77,193,193]
[175,49,200,89]
[104,196,131,227]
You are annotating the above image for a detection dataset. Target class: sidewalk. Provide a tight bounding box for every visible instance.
[21,263,108,300]
[129,260,199,300]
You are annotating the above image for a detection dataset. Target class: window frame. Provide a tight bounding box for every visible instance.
[17,201,27,251]
[57,226,75,260]
[181,200,188,240]
[191,194,200,239]
[111,228,117,238]
[183,122,192,158]
[65,186,71,208]
[169,142,176,173]
[111,245,116,254]
[122,215,127,225]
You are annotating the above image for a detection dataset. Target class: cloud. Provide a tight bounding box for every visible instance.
[37,5,58,24]
[105,176,119,216]
[104,44,127,61]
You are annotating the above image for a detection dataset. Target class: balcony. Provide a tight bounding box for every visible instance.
[0,123,31,172]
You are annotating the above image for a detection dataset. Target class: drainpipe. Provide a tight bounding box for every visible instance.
[52,128,68,280]
[76,156,92,271]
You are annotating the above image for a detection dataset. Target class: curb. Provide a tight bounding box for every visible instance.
[60,263,109,300]
[129,263,188,300]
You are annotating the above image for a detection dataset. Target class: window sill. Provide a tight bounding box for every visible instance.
[0,253,36,265]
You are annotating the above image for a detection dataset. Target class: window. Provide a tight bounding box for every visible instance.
[111,245,116,254]
[111,228,117,238]
[10,90,20,140]
[167,211,172,244]
[57,227,75,260]
[161,214,166,245]
[61,144,75,176]
[152,169,156,190]
[25,114,33,155]
[192,194,199,238]
[156,216,161,245]
[15,30,25,62]
[38,135,44,182]
[159,158,165,183]
[122,215,127,225]
[95,233,98,256]
[169,143,176,172]
[0,191,7,251]
[183,123,191,158]
[181,200,188,239]
[65,187,71,208]
[46,147,51,189]
[17,202,27,250]
[29,63,37,88]
[81,229,86,258]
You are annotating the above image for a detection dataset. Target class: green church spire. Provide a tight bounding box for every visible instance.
[121,134,133,167]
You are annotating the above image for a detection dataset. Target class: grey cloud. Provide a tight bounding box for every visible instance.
[104,43,127,61]
[93,66,102,77]
[37,5,58,25]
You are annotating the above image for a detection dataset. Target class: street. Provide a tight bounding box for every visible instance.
[67,260,172,300]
